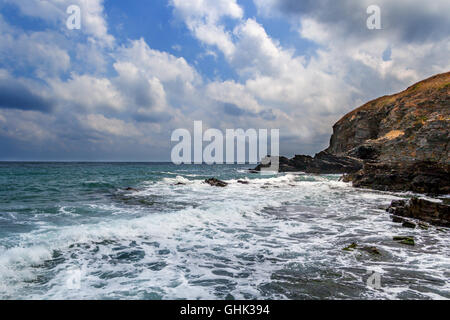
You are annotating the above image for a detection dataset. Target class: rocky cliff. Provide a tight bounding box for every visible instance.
[255,72,450,194]
[326,72,449,164]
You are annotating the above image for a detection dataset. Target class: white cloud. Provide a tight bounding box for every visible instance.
[4,0,114,46]
[49,74,125,112]
[115,39,200,85]
[79,114,141,137]
[170,0,243,56]
[0,17,70,77]
[206,80,263,114]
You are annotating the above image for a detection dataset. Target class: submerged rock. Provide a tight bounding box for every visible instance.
[342,243,381,255]
[204,178,228,187]
[402,220,417,229]
[361,246,381,255]
[418,222,429,230]
[342,243,358,251]
[393,236,415,246]
[391,215,405,223]
[387,198,450,227]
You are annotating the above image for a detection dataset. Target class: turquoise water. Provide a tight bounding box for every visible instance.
[0,163,449,299]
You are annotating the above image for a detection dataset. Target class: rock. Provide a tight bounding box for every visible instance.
[344,161,450,195]
[125,187,138,191]
[342,243,381,255]
[237,180,249,184]
[349,145,379,160]
[402,220,417,229]
[342,242,358,251]
[387,198,450,227]
[361,246,381,255]
[393,236,415,246]
[326,72,449,166]
[418,222,429,230]
[204,178,228,187]
[393,236,412,241]
[391,216,405,223]
[401,239,415,246]
[254,152,363,174]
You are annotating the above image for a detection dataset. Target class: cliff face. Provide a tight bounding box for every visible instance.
[255,72,450,194]
[326,72,450,165]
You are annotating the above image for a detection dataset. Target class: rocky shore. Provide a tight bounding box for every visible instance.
[387,197,450,228]
[254,71,450,225]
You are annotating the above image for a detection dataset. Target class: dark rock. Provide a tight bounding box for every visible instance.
[237,180,249,184]
[418,222,429,230]
[349,145,380,160]
[204,178,228,187]
[361,246,381,255]
[391,216,405,223]
[254,152,363,174]
[387,197,450,227]
[345,161,450,195]
[402,239,415,246]
[393,236,415,246]
[342,242,358,251]
[125,187,138,191]
[402,220,417,229]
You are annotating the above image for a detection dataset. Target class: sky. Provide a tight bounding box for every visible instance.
[0,0,449,161]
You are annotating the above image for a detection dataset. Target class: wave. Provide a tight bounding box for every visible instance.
[1,171,449,300]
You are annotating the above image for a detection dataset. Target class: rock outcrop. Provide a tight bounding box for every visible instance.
[254,152,363,174]
[204,178,228,187]
[343,161,450,194]
[387,198,450,227]
[326,72,449,165]
[254,72,450,194]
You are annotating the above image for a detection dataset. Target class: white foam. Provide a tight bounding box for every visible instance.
[1,172,449,300]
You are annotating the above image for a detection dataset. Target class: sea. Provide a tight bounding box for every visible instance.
[0,162,449,300]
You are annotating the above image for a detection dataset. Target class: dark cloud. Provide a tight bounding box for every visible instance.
[223,103,245,116]
[134,111,172,123]
[272,0,450,43]
[258,109,276,121]
[223,103,277,121]
[0,79,53,112]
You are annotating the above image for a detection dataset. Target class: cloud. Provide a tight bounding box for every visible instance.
[256,0,450,43]
[3,0,114,46]
[0,0,449,160]
[0,70,53,112]
[78,114,141,137]
[170,0,243,56]
[0,16,71,77]
[49,74,126,112]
